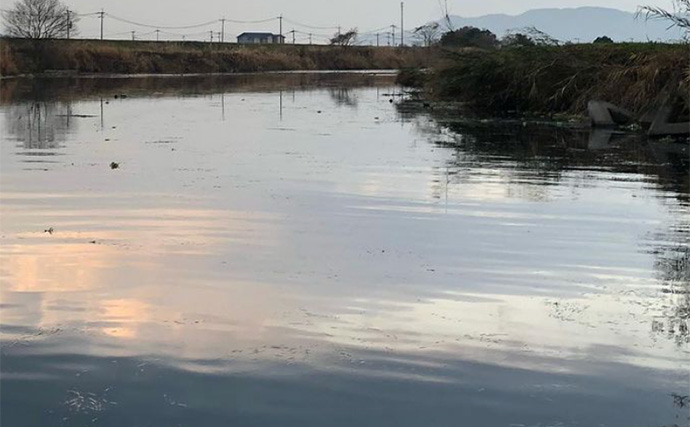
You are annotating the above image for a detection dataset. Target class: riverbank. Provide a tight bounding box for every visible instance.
[400,43,690,117]
[0,38,428,77]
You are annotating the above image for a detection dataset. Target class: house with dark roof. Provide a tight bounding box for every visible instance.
[237,32,285,44]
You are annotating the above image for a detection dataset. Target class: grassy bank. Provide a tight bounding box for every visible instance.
[0,38,428,76]
[409,43,690,116]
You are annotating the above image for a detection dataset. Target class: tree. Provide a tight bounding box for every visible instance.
[502,33,536,47]
[2,0,77,40]
[330,29,357,46]
[439,26,498,49]
[502,27,559,47]
[414,22,440,47]
[593,36,614,44]
[639,0,690,33]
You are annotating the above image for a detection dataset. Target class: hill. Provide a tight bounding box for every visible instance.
[444,7,684,42]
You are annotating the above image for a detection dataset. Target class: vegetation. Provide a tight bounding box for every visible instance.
[439,26,498,49]
[593,36,614,44]
[395,18,688,117]
[330,30,358,46]
[501,33,536,48]
[0,38,428,76]
[2,0,76,39]
[413,23,441,47]
[427,43,689,116]
[396,67,428,88]
[639,0,690,33]
[503,27,560,47]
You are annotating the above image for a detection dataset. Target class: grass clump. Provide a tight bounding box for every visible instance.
[430,43,690,116]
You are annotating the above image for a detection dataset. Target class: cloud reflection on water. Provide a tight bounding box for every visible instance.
[1,74,688,427]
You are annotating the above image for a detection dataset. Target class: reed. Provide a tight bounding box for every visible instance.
[0,38,428,76]
[426,43,689,115]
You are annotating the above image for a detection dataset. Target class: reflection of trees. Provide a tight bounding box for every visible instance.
[328,87,358,108]
[400,103,690,347]
[4,101,73,149]
[0,73,395,105]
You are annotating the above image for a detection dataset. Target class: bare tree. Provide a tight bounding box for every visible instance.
[639,0,690,33]
[2,0,77,40]
[414,22,440,47]
[330,29,357,46]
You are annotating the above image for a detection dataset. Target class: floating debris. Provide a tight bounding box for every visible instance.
[109,162,120,170]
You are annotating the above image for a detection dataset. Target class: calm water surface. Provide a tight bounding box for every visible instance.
[1,73,688,427]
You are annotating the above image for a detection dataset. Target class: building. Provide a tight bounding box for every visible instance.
[237,32,285,44]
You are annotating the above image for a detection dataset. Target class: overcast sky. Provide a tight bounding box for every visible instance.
[5,0,676,42]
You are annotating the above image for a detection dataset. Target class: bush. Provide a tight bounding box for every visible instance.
[593,36,614,44]
[439,27,498,49]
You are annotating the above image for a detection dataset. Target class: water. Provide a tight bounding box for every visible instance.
[1,73,688,427]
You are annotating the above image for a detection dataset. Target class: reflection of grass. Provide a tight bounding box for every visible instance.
[0,71,398,104]
[672,393,689,408]
[0,38,428,76]
[662,393,690,427]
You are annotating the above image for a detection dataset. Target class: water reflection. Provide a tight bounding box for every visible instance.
[0,72,393,104]
[4,102,73,150]
[329,87,358,108]
[1,74,688,427]
[400,105,690,353]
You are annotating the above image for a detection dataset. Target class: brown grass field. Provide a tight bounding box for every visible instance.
[0,38,428,76]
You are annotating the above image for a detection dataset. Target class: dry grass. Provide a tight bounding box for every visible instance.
[430,43,690,115]
[0,38,428,76]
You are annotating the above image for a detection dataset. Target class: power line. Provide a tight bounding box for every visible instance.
[103,30,134,37]
[223,17,278,24]
[360,26,392,35]
[1,7,399,45]
[283,17,338,30]
[105,13,219,30]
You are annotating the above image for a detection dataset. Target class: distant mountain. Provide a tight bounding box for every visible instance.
[443,7,684,42]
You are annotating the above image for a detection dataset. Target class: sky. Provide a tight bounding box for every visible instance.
[2,0,677,42]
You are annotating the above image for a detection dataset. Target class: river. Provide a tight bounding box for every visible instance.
[1,72,688,427]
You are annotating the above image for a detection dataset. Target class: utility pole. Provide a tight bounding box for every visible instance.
[400,2,404,47]
[309,33,312,45]
[98,9,104,40]
[131,31,135,41]
[290,29,295,44]
[210,30,214,43]
[376,33,379,47]
[391,25,395,46]
[220,18,226,43]
[66,9,71,39]
[155,29,160,42]
[279,15,283,43]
